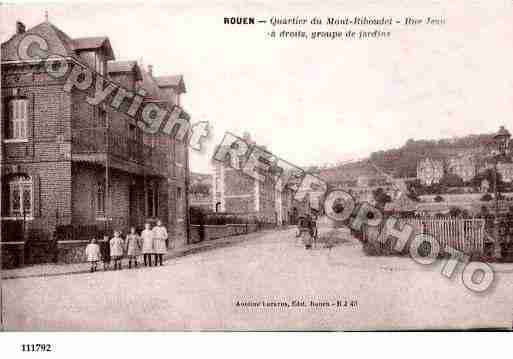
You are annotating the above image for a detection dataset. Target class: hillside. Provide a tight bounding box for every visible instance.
[318,133,495,181]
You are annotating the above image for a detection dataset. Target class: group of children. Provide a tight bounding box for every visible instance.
[84,220,169,273]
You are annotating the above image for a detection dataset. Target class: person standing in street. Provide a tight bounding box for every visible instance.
[110,231,125,270]
[126,226,142,269]
[100,234,111,271]
[141,222,154,267]
[152,219,168,266]
[85,238,101,272]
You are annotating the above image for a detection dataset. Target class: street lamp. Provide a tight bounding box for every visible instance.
[492,126,511,258]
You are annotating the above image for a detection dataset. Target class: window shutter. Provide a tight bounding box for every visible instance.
[32,173,41,217]
[1,180,8,217]
[7,100,13,138]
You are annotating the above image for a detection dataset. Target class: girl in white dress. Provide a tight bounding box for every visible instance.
[152,219,168,266]
[85,238,100,272]
[141,222,154,266]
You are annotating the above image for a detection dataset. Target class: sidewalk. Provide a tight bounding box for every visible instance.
[1,229,279,280]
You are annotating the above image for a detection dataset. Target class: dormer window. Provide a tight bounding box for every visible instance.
[6,98,28,141]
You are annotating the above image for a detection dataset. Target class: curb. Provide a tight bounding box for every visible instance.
[2,230,277,280]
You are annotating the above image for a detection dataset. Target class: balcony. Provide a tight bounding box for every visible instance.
[71,127,169,177]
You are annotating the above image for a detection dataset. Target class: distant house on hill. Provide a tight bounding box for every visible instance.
[417,158,444,186]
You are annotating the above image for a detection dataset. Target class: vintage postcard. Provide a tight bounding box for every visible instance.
[1,0,513,333]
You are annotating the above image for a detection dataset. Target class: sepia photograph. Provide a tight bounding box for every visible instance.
[0,0,512,344]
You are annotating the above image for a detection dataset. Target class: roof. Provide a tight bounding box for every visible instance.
[1,21,78,61]
[72,36,115,60]
[138,66,166,102]
[155,75,186,93]
[495,126,511,139]
[108,60,142,80]
[1,21,115,62]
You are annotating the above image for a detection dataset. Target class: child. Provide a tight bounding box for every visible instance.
[152,219,168,266]
[85,238,100,272]
[110,231,124,270]
[141,222,154,267]
[100,234,111,271]
[126,226,141,269]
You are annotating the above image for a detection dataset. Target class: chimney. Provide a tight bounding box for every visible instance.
[16,21,26,35]
[148,64,153,76]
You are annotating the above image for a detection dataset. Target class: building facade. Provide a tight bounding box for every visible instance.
[1,20,190,245]
[496,162,513,183]
[211,133,293,224]
[417,158,444,186]
[446,154,476,182]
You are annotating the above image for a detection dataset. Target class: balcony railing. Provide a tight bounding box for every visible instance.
[71,127,168,173]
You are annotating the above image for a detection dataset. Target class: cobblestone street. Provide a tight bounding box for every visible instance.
[3,228,513,330]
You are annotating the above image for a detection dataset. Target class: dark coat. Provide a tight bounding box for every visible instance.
[100,240,111,261]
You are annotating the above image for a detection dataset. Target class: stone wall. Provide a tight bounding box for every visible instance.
[1,242,25,269]
[56,240,90,264]
[189,223,260,243]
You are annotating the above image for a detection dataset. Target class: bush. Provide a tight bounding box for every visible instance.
[449,207,462,217]
[481,193,493,202]
[362,241,391,256]
[1,220,24,242]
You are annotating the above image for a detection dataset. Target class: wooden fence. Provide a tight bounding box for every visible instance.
[363,217,485,254]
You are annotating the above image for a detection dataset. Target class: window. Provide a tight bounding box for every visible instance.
[96,181,105,216]
[95,53,104,75]
[177,187,183,219]
[128,124,139,160]
[129,124,137,140]
[230,153,240,169]
[6,98,28,140]
[147,181,159,218]
[215,174,220,192]
[98,107,107,127]
[7,175,32,217]
[176,143,183,165]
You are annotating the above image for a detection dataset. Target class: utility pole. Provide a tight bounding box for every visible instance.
[184,130,191,245]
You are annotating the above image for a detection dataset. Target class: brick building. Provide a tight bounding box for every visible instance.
[211,133,294,224]
[1,20,190,245]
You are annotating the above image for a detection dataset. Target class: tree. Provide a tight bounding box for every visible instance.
[407,192,420,202]
[472,168,503,192]
[481,193,493,202]
[440,172,464,188]
[449,207,462,217]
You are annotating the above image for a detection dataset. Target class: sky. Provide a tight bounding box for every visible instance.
[1,0,513,174]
